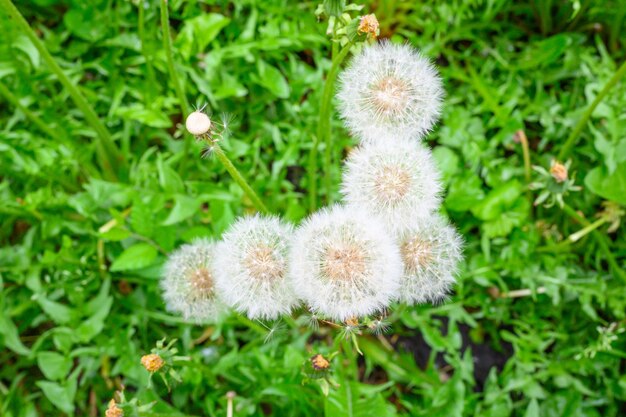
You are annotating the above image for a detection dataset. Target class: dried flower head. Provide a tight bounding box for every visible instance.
[341,138,442,235]
[105,399,123,417]
[550,160,568,182]
[358,14,379,39]
[214,215,298,320]
[141,353,165,373]
[185,111,212,136]
[397,214,463,304]
[161,239,223,323]
[311,354,330,370]
[337,41,443,143]
[289,205,402,321]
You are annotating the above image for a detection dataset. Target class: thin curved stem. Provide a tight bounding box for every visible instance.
[308,42,352,211]
[159,0,189,116]
[562,203,626,283]
[2,0,122,180]
[0,80,61,141]
[213,144,269,214]
[558,59,626,161]
[159,0,193,176]
[138,0,157,102]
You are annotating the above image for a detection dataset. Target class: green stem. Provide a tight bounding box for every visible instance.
[213,144,269,214]
[308,42,352,211]
[138,0,157,102]
[558,59,626,161]
[1,0,121,181]
[159,0,192,176]
[562,204,626,283]
[568,216,607,242]
[159,0,189,116]
[0,80,61,141]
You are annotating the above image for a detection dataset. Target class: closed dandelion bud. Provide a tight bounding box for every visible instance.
[357,14,379,39]
[105,399,123,417]
[140,353,165,373]
[214,215,298,320]
[161,239,223,323]
[310,354,330,371]
[341,138,441,235]
[185,111,211,136]
[397,214,463,304]
[550,160,568,183]
[337,41,443,143]
[289,205,402,321]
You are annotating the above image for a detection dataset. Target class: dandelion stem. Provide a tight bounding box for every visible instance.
[562,203,626,283]
[558,59,626,161]
[159,0,189,117]
[213,144,269,214]
[568,216,608,242]
[159,0,193,176]
[1,0,122,181]
[138,0,157,102]
[308,42,352,211]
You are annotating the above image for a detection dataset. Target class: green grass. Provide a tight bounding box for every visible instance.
[1,0,626,416]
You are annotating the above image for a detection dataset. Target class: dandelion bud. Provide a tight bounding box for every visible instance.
[397,215,462,304]
[140,353,165,373]
[357,14,379,39]
[289,205,402,321]
[185,111,211,136]
[337,41,443,143]
[214,215,299,320]
[550,160,568,183]
[310,354,330,370]
[161,239,223,323]
[341,138,441,235]
[105,399,123,417]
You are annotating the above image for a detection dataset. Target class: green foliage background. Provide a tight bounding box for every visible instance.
[1,0,626,416]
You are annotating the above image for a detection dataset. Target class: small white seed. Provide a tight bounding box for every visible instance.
[185,111,211,136]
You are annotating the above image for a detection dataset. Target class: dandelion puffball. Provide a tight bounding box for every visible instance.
[341,138,441,235]
[289,205,402,321]
[397,214,462,304]
[185,111,211,136]
[161,239,223,322]
[337,41,443,143]
[213,215,298,320]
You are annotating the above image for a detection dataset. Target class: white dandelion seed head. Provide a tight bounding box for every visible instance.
[185,111,212,136]
[161,239,224,323]
[397,214,463,304]
[341,138,442,235]
[337,40,443,143]
[289,205,402,321]
[213,215,298,320]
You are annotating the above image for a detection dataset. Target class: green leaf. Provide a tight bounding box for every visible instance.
[37,297,74,325]
[37,351,72,380]
[0,314,31,356]
[76,296,113,343]
[176,13,230,59]
[162,195,201,226]
[36,380,76,414]
[256,60,290,98]
[472,181,523,220]
[110,243,158,272]
[584,162,626,205]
